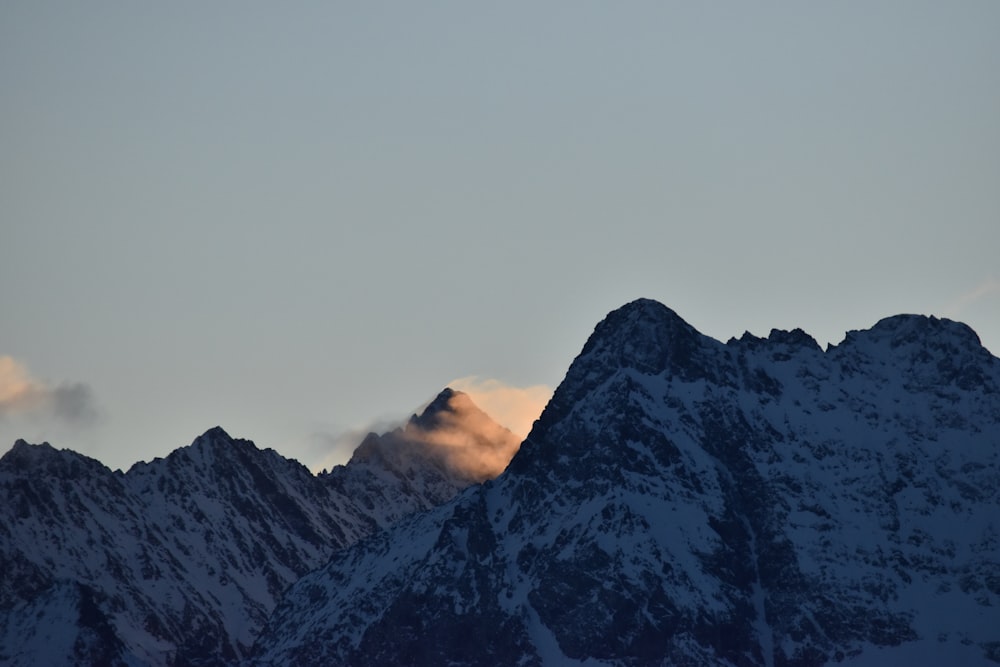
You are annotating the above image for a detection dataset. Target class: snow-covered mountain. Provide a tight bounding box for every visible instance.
[253,299,1000,666]
[0,389,514,666]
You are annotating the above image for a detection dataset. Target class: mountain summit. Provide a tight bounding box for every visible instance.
[348,387,522,485]
[3,300,998,666]
[0,390,517,665]
[255,299,1000,666]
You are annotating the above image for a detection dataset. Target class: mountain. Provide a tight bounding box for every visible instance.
[253,299,1000,666]
[323,387,523,523]
[0,389,514,666]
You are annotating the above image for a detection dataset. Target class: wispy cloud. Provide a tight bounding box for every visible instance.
[0,356,100,426]
[306,417,403,473]
[447,376,553,439]
[943,278,1000,319]
[402,390,523,481]
[305,378,553,477]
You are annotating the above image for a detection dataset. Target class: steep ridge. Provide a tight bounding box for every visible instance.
[253,299,1000,666]
[0,389,513,666]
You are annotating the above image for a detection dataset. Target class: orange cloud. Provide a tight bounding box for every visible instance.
[306,417,402,474]
[447,376,553,439]
[314,382,552,481]
[307,380,553,477]
[0,356,47,414]
[406,389,523,481]
[329,390,521,482]
[0,356,99,425]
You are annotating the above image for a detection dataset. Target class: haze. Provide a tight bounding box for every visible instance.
[2,2,998,472]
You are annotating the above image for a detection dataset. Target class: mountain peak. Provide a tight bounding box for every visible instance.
[526,299,714,448]
[349,388,520,483]
[256,301,1000,667]
[158,426,263,472]
[183,426,247,457]
[0,439,109,478]
[766,327,822,350]
[831,313,998,392]
[194,425,234,443]
[409,387,461,431]
[1,439,57,468]
[603,297,692,332]
[577,298,706,375]
[868,313,984,348]
[835,313,984,351]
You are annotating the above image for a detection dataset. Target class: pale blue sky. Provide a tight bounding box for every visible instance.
[2,2,998,472]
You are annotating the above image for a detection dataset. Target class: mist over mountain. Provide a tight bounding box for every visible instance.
[254,300,1000,666]
[3,299,999,666]
[0,390,514,665]
[343,387,523,486]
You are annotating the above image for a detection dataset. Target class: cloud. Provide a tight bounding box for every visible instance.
[944,278,1000,319]
[304,379,553,477]
[447,376,553,439]
[0,356,42,413]
[306,417,404,474]
[405,390,524,481]
[0,356,100,426]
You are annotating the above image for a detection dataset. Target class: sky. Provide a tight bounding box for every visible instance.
[2,2,998,473]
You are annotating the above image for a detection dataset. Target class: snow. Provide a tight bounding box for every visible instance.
[1,403,502,665]
[840,639,997,667]
[7,300,1000,666]
[0,584,80,665]
[255,302,1000,665]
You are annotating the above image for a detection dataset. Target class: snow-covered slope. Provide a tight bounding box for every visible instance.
[253,299,1000,666]
[0,389,513,666]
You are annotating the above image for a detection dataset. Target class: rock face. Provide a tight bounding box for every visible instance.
[0,390,513,666]
[253,299,1000,666]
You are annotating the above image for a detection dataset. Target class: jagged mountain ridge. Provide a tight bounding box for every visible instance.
[0,389,515,666]
[253,299,1000,666]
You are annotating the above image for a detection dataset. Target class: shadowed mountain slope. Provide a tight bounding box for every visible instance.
[0,390,515,666]
[254,299,1000,666]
